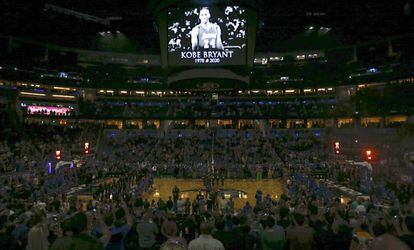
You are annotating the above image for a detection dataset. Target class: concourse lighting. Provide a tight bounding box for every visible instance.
[53,86,75,91]
[20,92,46,97]
[52,94,76,99]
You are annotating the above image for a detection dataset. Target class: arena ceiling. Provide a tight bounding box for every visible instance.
[2,0,412,53]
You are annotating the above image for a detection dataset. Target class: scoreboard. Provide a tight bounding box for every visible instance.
[167,6,247,66]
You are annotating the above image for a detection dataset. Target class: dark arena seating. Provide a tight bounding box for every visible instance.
[1,1,414,249]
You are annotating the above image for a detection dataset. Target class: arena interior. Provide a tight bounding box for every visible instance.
[1,0,414,249]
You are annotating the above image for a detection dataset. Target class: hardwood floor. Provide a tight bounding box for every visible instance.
[143,178,286,209]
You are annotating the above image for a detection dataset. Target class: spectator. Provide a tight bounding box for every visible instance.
[286,213,314,250]
[103,201,133,250]
[51,212,105,250]
[182,215,197,244]
[213,218,234,249]
[161,212,178,240]
[398,215,414,249]
[26,213,50,250]
[371,220,410,250]
[260,215,285,250]
[0,215,12,248]
[188,221,224,250]
[160,213,186,250]
[136,212,159,249]
[12,215,29,247]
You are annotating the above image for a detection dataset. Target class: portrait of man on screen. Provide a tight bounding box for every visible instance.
[190,7,224,50]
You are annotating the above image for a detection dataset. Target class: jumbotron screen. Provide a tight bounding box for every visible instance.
[167,6,247,66]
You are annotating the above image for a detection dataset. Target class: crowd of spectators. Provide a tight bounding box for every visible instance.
[0,120,98,175]
[73,98,363,120]
[171,100,259,118]
[22,105,75,117]
[0,114,413,249]
[79,101,169,119]
[102,129,288,179]
[165,99,358,120]
[1,164,413,250]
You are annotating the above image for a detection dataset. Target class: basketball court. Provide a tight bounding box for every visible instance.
[144,178,285,209]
